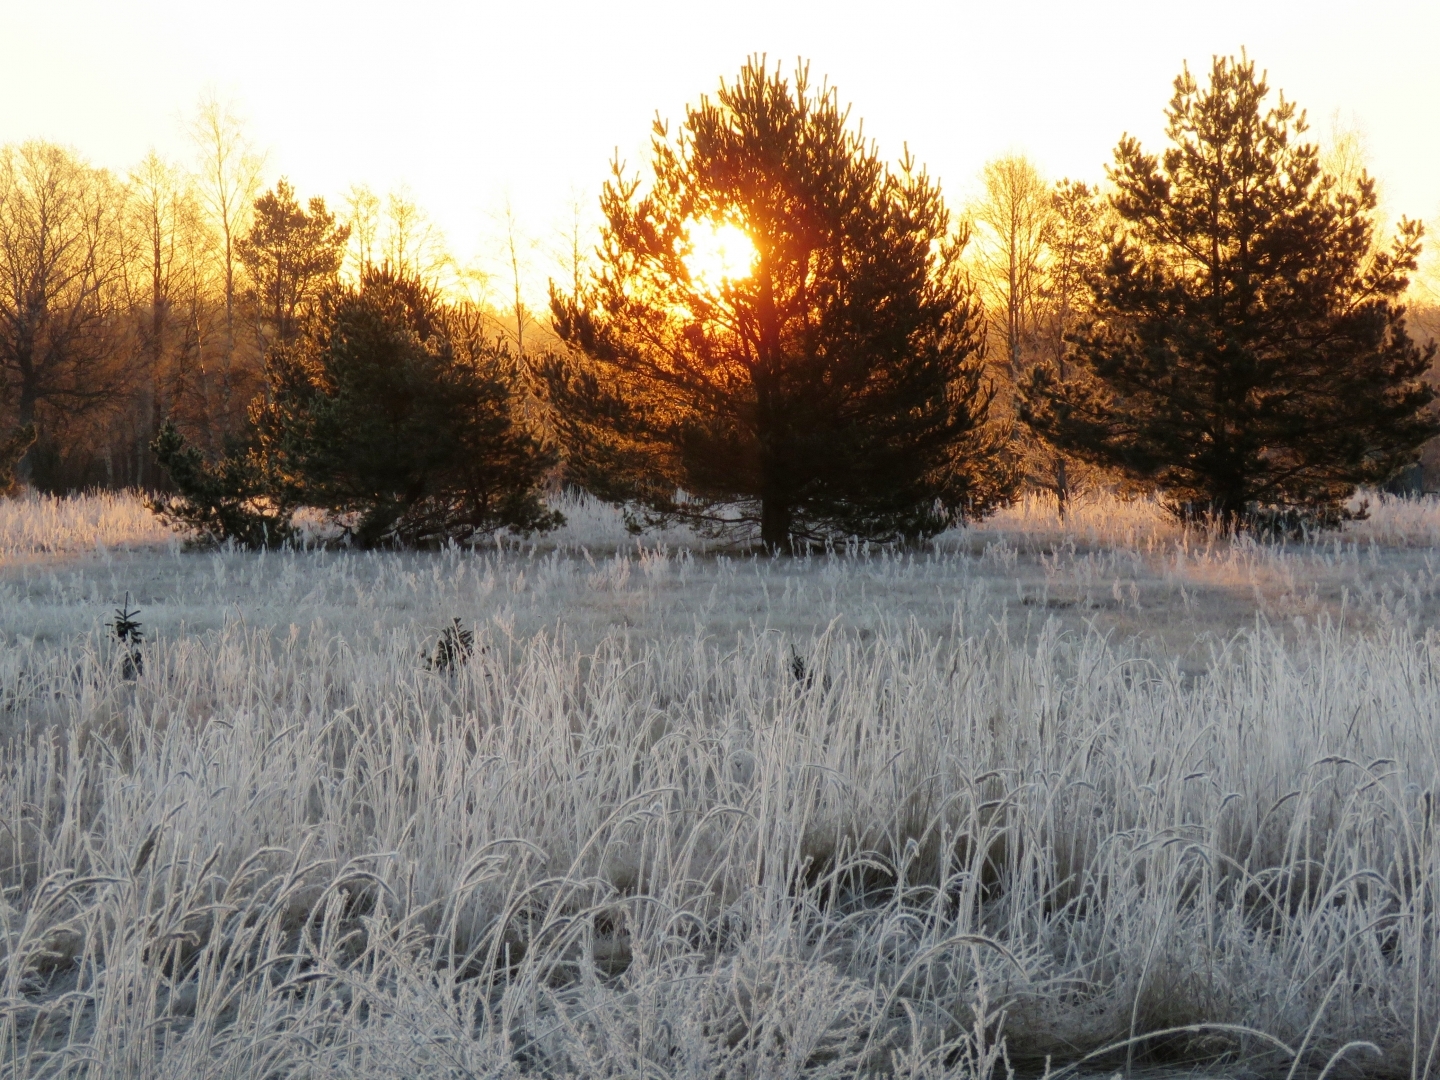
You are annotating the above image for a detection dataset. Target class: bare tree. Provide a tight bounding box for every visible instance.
[0,142,126,480]
[120,151,214,482]
[552,191,592,307]
[1321,113,1375,208]
[188,93,263,410]
[971,155,1055,381]
[381,187,451,285]
[499,198,533,355]
[343,183,382,280]
[969,158,1117,513]
[970,156,1074,508]
[343,185,452,288]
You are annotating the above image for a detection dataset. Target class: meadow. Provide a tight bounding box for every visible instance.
[1,490,1439,1078]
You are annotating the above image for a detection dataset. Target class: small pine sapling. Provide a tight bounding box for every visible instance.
[426,618,474,675]
[789,645,810,688]
[788,643,829,692]
[112,595,144,680]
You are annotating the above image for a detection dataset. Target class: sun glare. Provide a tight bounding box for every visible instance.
[682,220,757,291]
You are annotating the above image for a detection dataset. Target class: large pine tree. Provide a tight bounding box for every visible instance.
[544,58,1011,550]
[1023,55,1437,528]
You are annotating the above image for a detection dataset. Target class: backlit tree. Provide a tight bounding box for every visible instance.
[0,143,126,482]
[544,58,1010,550]
[1023,56,1437,528]
[237,179,348,348]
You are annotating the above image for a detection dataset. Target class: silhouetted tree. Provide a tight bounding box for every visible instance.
[545,58,1010,550]
[0,143,125,481]
[153,270,560,547]
[188,94,264,430]
[252,268,559,547]
[237,179,348,347]
[1024,56,1437,528]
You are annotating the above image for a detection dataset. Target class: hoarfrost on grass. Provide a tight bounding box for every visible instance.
[0,490,1438,1078]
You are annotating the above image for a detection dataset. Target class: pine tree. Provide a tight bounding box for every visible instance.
[544,58,1011,551]
[152,269,560,547]
[252,267,560,547]
[237,179,349,347]
[148,420,291,547]
[1023,55,1437,529]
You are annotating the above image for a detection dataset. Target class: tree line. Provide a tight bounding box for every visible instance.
[0,100,271,492]
[4,57,1437,548]
[0,97,514,496]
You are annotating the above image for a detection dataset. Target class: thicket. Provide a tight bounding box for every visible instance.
[0,114,526,498]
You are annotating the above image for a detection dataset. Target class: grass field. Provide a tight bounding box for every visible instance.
[1,490,1439,1078]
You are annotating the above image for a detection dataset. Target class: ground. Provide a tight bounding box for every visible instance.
[0,491,1436,1078]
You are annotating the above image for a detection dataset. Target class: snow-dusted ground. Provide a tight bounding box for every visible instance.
[0,491,1437,1077]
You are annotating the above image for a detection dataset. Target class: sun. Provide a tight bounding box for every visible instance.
[682,219,757,291]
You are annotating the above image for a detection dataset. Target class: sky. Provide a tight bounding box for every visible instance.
[2,0,1437,301]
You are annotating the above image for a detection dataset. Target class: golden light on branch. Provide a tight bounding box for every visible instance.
[681,219,757,292]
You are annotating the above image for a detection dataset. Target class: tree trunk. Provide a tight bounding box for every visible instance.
[760,497,792,554]
[752,254,792,555]
[146,285,165,491]
[15,383,37,485]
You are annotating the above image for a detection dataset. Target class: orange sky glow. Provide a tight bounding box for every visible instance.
[3,0,1437,305]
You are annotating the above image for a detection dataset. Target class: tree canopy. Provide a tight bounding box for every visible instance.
[544,58,1011,550]
[1023,55,1438,528]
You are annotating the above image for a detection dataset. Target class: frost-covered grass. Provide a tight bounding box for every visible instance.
[0,490,175,558]
[1,491,1439,1077]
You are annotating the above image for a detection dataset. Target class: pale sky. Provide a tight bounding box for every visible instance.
[3,1,1437,301]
